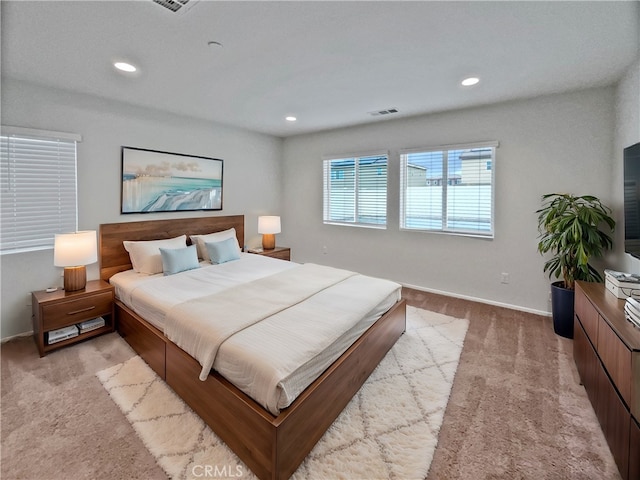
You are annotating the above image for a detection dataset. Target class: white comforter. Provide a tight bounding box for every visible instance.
[111,254,401,414]
[165,263,357,381]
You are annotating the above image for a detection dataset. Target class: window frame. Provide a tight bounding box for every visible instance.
[1,126,81,255]
[399,141,498,238]
[322,150,389,229]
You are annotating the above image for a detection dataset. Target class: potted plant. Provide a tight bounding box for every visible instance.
[536,193,615,338]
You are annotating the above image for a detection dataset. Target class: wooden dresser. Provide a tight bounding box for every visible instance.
[574,281,640,480]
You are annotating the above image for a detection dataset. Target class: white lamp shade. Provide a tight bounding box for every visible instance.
[54,231,98,267]
[258,216,281,234]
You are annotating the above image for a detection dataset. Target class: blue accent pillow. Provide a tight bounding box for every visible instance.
[206,237,241,264]
[159,245,200,275]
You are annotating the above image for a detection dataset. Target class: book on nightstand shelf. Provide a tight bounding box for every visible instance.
[77,317,106,333]
[47,325,79,345]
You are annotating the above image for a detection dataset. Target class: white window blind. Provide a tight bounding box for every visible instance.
[400,141,497,237]
[1,127,80,254]
[323,153,388,228]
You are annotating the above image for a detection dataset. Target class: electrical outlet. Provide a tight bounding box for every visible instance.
[322,245,328,255]
[501,272,509,284]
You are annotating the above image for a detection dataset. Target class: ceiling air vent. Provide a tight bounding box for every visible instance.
[369,108,399,117]
[152,0,199,15]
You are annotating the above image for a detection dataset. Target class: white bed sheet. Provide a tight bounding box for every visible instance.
[111,253,297,330]
[110,253,401,414]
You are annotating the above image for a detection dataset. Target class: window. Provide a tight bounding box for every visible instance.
[323,152,388,228]
[1,127,80,254]
[400,141,497,237]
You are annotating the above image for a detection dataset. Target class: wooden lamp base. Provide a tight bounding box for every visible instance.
[64,265,87,291]
[262,233,275,250]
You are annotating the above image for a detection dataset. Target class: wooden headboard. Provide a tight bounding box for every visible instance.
[99,215,245,281]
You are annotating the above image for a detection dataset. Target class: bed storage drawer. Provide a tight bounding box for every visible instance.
[166,344,276,480]
[117,302,166,379]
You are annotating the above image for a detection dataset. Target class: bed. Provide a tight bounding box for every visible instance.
[99,215,406,480]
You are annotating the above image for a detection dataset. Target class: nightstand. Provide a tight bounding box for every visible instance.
[32,279,115,357]
[249,246,291,261]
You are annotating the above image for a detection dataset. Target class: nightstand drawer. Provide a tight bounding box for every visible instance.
[264,249,290,261]
[251,246,290,261]
[42,291,113,330]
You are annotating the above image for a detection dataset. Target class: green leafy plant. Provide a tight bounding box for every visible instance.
[537,193,615,290]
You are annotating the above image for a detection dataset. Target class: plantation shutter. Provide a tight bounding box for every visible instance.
[1,127,80,254]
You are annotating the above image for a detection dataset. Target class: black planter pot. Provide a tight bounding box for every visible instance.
[550,281,575,339]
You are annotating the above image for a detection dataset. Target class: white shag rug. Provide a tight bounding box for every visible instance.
[97,306,468,480]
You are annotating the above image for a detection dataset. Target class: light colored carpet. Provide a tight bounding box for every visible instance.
[97,306,469,480]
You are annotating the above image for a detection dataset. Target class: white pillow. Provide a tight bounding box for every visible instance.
[123,235,187,274]
[190,228,241,261]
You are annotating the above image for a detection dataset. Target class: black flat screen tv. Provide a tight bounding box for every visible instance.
[624,142,640,259]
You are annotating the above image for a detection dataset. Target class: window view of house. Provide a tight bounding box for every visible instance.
[400,145,495,236]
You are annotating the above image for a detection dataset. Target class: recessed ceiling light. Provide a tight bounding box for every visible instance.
[114,62,137,73]
[461,77,480,87]
[285,116,297,122]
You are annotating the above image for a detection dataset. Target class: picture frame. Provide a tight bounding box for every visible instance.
[121,147,223,214]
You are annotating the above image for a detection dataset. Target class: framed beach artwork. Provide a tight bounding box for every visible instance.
[121,147,223,213]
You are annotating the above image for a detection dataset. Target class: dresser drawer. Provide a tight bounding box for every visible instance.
[599,315,632,407]
[575,285,599,344]
[42,291,113,330]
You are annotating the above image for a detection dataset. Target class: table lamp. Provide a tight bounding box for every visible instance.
[258,216,281,250]
[54,231,98,291]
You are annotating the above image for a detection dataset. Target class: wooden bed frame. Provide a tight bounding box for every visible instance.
[99,215,406,480]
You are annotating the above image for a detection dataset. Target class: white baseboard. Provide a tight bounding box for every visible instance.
[401,282,552,317]
[1,330,33,343]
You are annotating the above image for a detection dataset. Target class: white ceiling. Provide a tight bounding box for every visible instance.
[2,1,639,138]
